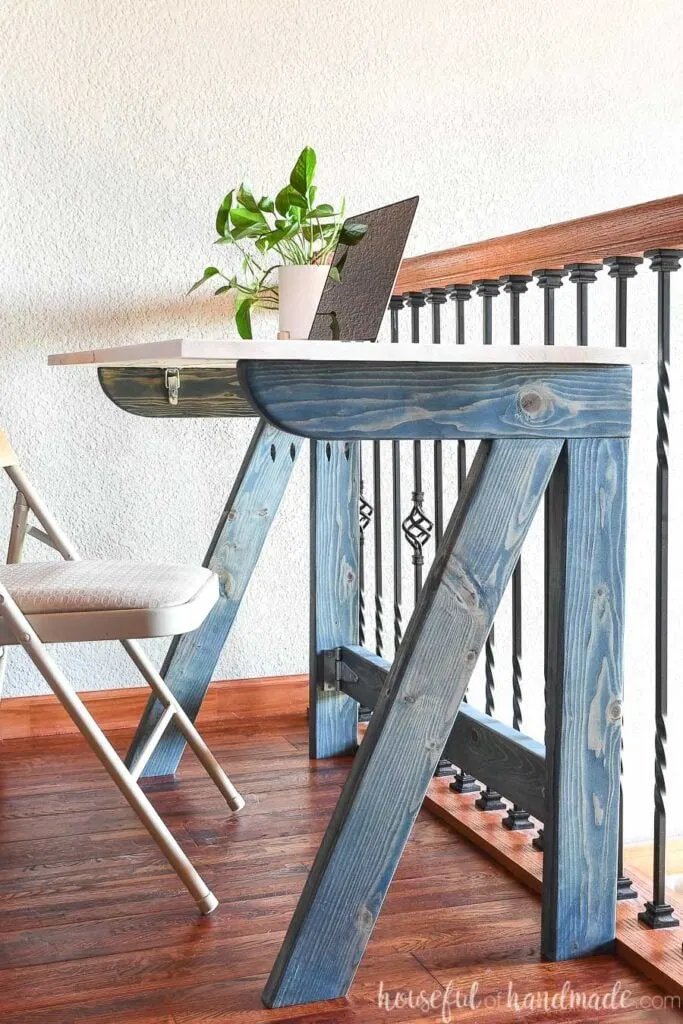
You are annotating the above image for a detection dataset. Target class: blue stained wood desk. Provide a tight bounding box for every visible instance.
[49,338,641,1008]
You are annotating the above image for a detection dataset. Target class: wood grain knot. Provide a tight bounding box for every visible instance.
[356,906,374,934]
[452,569,479,611]
[518,387,550,419]
[607,699,623,723]
[217,571,234,598]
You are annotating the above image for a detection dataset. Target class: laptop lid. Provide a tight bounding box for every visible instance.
[308,196,419,341]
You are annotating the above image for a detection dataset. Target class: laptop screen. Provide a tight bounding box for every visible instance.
[308,196,419,342]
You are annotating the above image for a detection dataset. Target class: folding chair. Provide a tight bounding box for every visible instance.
[0,429,244,914]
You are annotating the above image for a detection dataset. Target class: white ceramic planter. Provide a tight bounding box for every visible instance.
[277,264,329,340]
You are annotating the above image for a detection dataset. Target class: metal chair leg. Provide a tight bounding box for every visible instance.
[122,639,245,812]
[4,462,245,812]
[0,583,219,914]
[0,490,29,700]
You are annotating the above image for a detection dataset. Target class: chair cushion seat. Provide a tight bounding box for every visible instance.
[0,561,219,643]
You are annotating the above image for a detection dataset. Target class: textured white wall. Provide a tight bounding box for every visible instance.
[2,0,683,841]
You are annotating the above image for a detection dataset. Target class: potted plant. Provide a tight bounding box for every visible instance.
[190,147,367,339]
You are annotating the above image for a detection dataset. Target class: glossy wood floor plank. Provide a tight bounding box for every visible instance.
[0,716,677,1023]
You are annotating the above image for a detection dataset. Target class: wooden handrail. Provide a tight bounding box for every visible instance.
[395,194,683,293]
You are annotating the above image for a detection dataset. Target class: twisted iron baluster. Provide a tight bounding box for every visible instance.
[358,449,372,647]
[404,293,433,606]
[426,287,456,777]
[389,295,404,653]
[605,256,643,900]
[531,268,567,850]
[500,276,534,830]
[373,438,383,658]
[448,284,480,795]
[357,448,374,722]
[639,249,683,929]
[472,279,505,812]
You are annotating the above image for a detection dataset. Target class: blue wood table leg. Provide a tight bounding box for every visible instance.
[126,420,303,779]
[309,439,360,759]
[542,437,628,960]
[263,438,562,1008]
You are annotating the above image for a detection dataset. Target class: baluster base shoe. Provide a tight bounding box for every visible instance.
[475,789,506,812]
[638,902,679,929]
[502,807,534,831]
[449,771,481,794]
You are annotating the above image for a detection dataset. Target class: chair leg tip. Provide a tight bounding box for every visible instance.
[197,892,219,915]
[230,793,246,813]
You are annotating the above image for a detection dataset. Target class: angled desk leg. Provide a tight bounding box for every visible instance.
[126,420,303,779]
[542,438,627,960]
[309,440,360,759]
[263,438,563,1008]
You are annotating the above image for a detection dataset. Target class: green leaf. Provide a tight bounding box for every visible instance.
[339,222,368,246]
[235,296,254,339]
[214,285,231,295]
[302,222,337,241]
[328,266,341,283]
[236,184,259,211]
[230,206,265,228]
[260,227,288,250]
[307,204,335,218]
[289,146,316,196]
[276,185,307,216]
[258,195,275,212]
[215,191,234,237]
[188,266,220,294]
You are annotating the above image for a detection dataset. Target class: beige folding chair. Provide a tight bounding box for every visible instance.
[0,429,244,914]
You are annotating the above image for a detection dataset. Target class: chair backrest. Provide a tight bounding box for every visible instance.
[0,430,18,469]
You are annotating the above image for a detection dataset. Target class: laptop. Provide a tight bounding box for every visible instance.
[308,196,419,342]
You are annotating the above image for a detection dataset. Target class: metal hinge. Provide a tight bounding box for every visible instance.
[164,368,181,406]
[321,647,343,692]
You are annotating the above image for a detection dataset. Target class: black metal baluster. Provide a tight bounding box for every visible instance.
[372,439,383,658]
[605,256,643,348]
[566,263,602,345]
[532,269,567,346]
[390,296,404,654]
[425,287,456,778]
[403,293,434,606]
[357,447,373,723]
[448,283,481,795]
[472,279,505,812]
[501,276,534,830]
[639,249,683,930]
[605,256,642,901]
[451,284,474,495]
[358,448,372,647]
[426,288,448,545]
[531,268,567,851]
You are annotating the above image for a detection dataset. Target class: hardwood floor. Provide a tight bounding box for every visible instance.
[0,713,680,1023]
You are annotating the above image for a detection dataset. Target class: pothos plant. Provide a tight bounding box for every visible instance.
[189,147,367,338]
